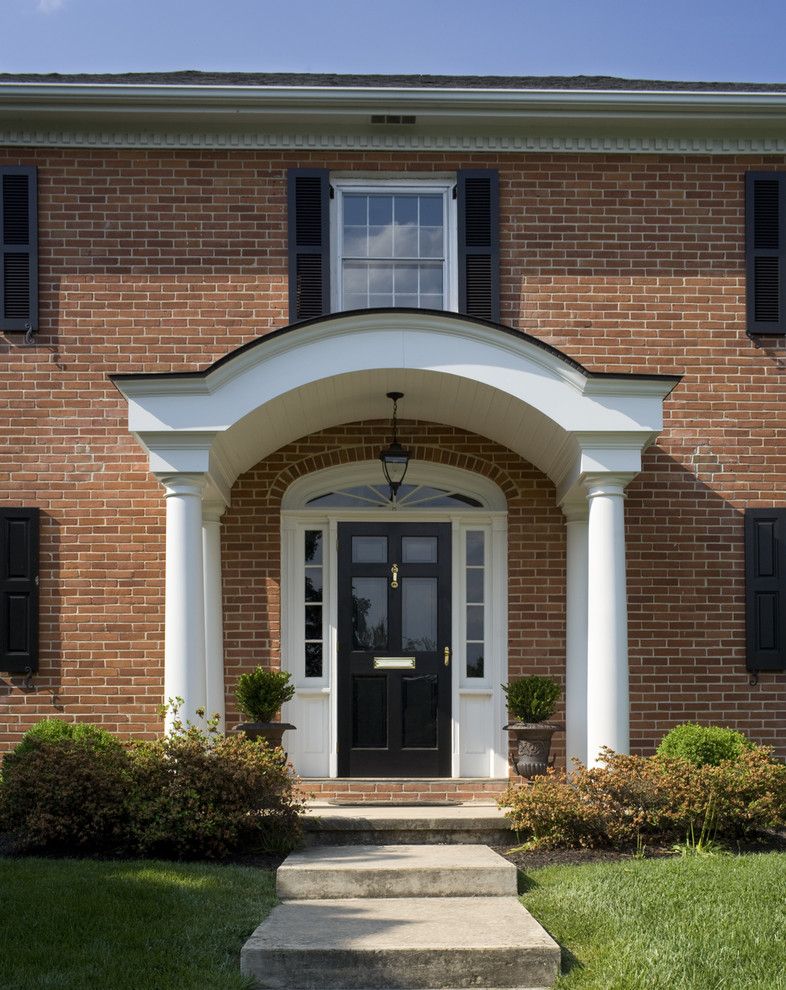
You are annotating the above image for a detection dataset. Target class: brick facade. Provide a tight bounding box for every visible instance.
[0,148,784,758]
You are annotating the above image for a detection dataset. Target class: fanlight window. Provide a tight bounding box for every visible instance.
[306,483,483,509]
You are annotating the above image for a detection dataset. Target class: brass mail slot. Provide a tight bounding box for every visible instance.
[373,656,416,670]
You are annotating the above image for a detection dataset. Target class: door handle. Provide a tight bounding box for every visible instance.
[444,646,451,667]
[390,563,399,589]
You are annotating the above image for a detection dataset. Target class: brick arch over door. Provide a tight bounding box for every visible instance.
[219,419,566,745]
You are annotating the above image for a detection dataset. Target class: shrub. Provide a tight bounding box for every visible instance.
[236,667,295,723]
[0,710,303,860]
[0,737,132,853]
[11,718,121,760]
[127,725,303,860]
[500,746,786,849]
[502,676,560,723]
[657,723,754,766]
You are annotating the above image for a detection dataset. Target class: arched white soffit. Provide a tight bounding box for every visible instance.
[282,461,508,512]
[112,310,680,500]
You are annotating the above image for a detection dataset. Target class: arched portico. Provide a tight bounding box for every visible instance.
[112,310,679,770]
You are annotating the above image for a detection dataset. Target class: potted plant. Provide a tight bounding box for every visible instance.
[502,675,562,777]
[234,667,296,747]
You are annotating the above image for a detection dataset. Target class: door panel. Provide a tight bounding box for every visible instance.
[337,521,452,777]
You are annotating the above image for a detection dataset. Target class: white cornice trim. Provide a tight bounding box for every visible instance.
[4,128,786,154]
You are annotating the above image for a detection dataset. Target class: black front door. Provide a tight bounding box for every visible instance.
[337,521,452,777]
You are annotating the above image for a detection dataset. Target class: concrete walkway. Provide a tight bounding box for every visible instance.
[240,843,560,989]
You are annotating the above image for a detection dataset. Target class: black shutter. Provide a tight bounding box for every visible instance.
[457,169,500,323]
[1,166,38,333]
[0,508,39,673]
[745,508,786,671]
[746,171,786,335]
[287,168,330,322]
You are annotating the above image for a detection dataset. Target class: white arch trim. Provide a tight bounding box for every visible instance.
[112,310,679,507]
[282,460,508,512]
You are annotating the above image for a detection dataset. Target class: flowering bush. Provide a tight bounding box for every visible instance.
[500,746,786,849]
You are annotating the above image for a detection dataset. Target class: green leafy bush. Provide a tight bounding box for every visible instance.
[12,718,122,759]
[236,667,295,722]
[128,723,303,860]
[657,723,754,767]
[502,676,560,723]
[500,746,786,849]
[0,712,303,859]
[0,737,132,853]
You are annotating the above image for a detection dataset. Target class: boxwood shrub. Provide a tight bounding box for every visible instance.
[656,723,753,767]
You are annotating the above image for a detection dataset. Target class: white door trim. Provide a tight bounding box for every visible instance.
[281,484,508,779]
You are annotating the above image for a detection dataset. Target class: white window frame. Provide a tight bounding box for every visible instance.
[330,176,459,314]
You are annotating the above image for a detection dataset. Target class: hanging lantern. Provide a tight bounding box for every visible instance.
[379,391,410,502]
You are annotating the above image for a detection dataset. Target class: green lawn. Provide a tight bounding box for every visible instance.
[2,854,784,990]
[0,858,277,990]
[522,853,786,990]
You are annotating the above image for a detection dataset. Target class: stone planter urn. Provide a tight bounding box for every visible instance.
[234,721,296,748]
[505,721,563,777]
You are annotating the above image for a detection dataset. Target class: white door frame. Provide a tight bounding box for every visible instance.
[280,463,508,779]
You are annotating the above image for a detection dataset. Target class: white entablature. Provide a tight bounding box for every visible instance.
[113,309,678,508]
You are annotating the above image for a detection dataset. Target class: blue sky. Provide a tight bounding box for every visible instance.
[1,0,785,82]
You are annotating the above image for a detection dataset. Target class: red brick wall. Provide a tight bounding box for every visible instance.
[0,147,784,758]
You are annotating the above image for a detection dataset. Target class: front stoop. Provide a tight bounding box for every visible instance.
[303,803,515,846]
[240,844,560,990]
[277,844,517,899]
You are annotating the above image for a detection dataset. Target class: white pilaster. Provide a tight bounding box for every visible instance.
[585,474,631,765]
[562,500,589,769]
[160,473,207,727]
[202,500,227,729]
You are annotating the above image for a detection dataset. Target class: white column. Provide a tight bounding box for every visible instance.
[161,473,207,727]
[563,500,589,769]
[202,500,227,730]
[585,475,630,765]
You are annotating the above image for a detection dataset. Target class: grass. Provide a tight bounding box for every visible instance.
[522,852,786,990]
[0,858,277,990]
[2,853,784,990]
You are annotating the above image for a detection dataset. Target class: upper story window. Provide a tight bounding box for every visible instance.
[287,167,499,324]
[331,179,456,312]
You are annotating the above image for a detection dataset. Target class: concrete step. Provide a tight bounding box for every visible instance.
[303,803,515,846]
[277,844,517,900]
[240,896,560,989]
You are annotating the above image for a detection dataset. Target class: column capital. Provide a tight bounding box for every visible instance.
[582,472,636,500]
[560,496,589,522]
[156,472,208,499]
[202,499,228,523]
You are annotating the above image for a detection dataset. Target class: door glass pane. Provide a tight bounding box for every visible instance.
[402,674,437,748]
[352,577,388,648]
[402,577,437,651]
[305,567,323,602]
[353,676,387,747]
[466,568,484,603]
[466,530,484,566]
[466,604,484,641]
[402,536,438,563]
[305,530,323,564]
[305,604,322,640]
[352,536,388,563]
[466,643,484,679]
[305,643,323,678]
